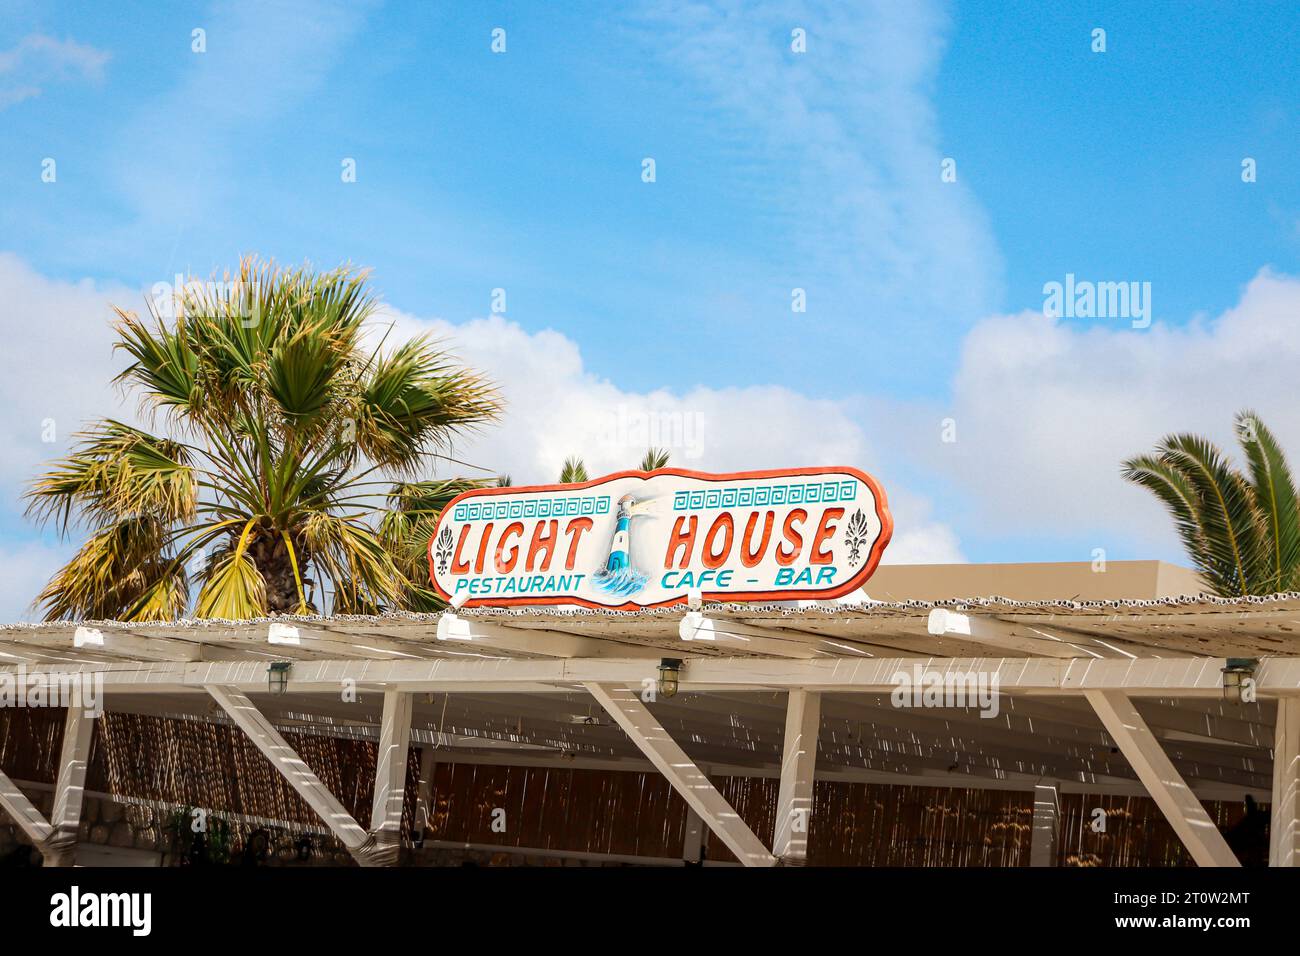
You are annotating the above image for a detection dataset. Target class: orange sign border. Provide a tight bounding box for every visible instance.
[428,465,893,611]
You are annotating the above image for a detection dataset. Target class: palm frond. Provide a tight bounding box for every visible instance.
[1236,411,1300,591]
[1121,453,1221,590]
[34,516,181,621]
[1123,423,1282,597]
[1157,433,1268,595]
[639,448,670,471]
[385,478,490,516]
[356,334,501,474]
[196,549,267,619]
[112,309,202,422]
[263,320,352,425]
[123,563,191,622]
[302,512,403,611]
[376,478,490,609]
[24,420,197,535]
[559,456,588,484]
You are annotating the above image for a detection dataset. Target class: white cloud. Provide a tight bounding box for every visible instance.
[910,269,1300,553]
[876,489,966,565]
[378,309,869,477]
[0,34,110,108]
[0,254,134,496]
[0,255,138,621]
[377,307,965,565]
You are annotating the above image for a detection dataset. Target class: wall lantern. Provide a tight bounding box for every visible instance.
[268,661,292,695]
[1221,658,1258,702]
[657,658,683,699]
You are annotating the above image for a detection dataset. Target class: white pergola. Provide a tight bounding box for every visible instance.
[1,592,1298,868]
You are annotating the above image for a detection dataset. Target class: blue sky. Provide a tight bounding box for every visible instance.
[2,0,1300,617]
[939,1,1300,323]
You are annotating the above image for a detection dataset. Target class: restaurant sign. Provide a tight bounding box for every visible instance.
[428,466,891,610]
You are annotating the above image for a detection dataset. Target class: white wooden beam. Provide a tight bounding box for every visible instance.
[11,654,1300,696]
[10,628,204,662]
[51,707,95,834]
[330,746,1269,801]
[1029,781,1060,867]
[928,609,1149,659]
[0,770,53,846]
[681,761,709,864]
[205,684,388,865]
[772,690,820,863]
[679,612,824,659]
[371,690,413,852]
[438,614,662,659]
[41,707,96,866]
[1085,690,1240,867]
[277,624,438,660]
[1270,697,1300,866]
[585,682,776,867]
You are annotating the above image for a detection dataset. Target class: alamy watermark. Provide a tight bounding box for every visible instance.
[890,665,1000,718]
[596,404,705,460]
[1042,273,1151,329]
[0,666,103,717]
[150,274,268,326]
[50,886,151,936]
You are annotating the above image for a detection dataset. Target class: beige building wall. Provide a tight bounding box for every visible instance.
[863,560,1206,603]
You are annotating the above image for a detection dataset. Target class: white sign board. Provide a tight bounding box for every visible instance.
[429,466,892,610]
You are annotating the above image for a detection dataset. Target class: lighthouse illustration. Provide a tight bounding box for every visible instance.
[594,493,653,595]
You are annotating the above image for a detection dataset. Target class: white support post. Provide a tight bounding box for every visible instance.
[205,684,387,866]
[413,746,436,844]
[773,690,820,864]
[1086,690,1240,867]
[585,682,776,867]
[42,707,96,866]
[1270,697,1300,866]
[1029,781,1060,868]
[371,690,413,856]
[682,806,705,864]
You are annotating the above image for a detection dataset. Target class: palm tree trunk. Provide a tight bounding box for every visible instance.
[248,535,301,614]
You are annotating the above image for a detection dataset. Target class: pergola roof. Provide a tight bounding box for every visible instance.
[3,591,1299,665]
[2,593,1297,826]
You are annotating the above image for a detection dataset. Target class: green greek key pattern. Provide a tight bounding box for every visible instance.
[672,480,859,512]
[453,496,611,522]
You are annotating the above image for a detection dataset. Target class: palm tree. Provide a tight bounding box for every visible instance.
[558,456,589,484]
[376,477,494,611]
[557,448,669,483]
[25,257,501,620]
[1121,411,1300,596]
